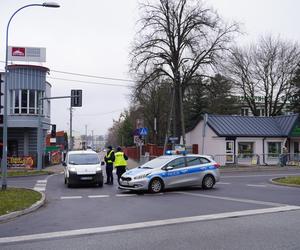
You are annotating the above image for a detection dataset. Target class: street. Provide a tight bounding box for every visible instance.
[0,168,300,249]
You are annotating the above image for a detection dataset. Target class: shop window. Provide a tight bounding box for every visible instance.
[21,90,28,114]
[238,142,254,158]
[267,142,281,158]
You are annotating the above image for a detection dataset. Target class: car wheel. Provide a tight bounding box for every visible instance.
[202,174,215,189]
[98,181,103,187]
[149,178,164,193]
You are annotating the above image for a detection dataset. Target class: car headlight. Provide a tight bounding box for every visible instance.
[69,167,76,172]
[134,173,150,180]
[96,166,102,172]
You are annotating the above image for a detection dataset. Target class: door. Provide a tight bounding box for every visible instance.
[226,141,234,163]
[163,157,187,188]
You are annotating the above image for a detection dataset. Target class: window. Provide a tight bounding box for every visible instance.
[258,108,265,117]
[267,142,281,158]
[238,142,254,158]
[167,158,186,169]
[10,90,44,115]
[186,157,201,167]
[241,108,249,116]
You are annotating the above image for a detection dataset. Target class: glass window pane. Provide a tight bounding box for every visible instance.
[29,90,35,114]
[186,157,201,167]
[238,142,254,158]
[268,142,281,157]
[14,90,20,114]
[21,90,27,114]
[167,158,186,169]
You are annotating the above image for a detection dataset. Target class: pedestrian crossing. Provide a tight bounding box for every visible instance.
[33,179,47,192]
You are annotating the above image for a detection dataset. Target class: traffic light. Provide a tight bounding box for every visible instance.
[71,89,82,107]
[51,124,56,137]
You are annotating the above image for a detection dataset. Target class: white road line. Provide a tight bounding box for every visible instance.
[175,191,287,207]
[0,205,299,244]
[217,182,231,185]
[33,187,46,192]
[88,195,110,198]
[60,196,83,199]
[37,180,47,184]
[115,194,137,197]
[246,184,267,188]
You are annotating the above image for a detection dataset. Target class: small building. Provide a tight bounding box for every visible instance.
[185,114,300,166]
[0,64,51,168]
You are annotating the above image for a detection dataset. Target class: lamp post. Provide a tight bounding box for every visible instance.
[1,2,60,190]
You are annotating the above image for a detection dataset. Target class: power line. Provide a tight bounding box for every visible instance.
[75,109,124,116]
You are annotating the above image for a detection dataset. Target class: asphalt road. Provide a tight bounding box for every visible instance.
[0,168,300,249]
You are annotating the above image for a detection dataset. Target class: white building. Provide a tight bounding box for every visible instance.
[186,114,300,166]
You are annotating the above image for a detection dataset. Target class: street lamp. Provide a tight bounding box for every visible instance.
[1,2,60,190]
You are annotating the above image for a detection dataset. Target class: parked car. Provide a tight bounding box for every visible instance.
[63,150,103,188]
[119,154,220,193]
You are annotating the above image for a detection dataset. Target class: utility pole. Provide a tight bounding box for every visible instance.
[69,107,73,150]
[85,124,88,148]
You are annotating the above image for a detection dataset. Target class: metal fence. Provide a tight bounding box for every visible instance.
[213,153,300,167]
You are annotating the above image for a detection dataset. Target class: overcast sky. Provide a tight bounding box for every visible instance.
[1,0,299,137]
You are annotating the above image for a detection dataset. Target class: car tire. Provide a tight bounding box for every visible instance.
[149,178,164,193]
[98,181,103,187]
[202,174,215,189]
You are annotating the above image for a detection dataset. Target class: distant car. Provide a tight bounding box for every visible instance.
[119,154,220,193]
[63,150,103,188]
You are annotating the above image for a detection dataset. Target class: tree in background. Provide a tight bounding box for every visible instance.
[226,35,300,116]
[290,67,300,113]
[131,0,238,145]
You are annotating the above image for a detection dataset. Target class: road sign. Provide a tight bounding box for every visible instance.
[134,135,143,145]
[139,127,148,136]
[169,137,178,142]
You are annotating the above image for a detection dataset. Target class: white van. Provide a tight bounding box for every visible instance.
[63,150,103,188]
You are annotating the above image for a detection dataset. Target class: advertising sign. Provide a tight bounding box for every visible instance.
[8,156,34,168]
[8,46,46,62]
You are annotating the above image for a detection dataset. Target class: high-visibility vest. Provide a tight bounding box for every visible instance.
[106,150,114,163]
[114,152,127,167]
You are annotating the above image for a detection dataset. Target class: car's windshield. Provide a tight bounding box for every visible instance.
[139,156,173,169]
[68,154,100,165]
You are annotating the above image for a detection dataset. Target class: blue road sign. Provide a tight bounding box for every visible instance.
[139,127,148,136]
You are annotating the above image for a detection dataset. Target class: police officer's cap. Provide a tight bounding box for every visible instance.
[116,146,122,151]
[107,145,112,150]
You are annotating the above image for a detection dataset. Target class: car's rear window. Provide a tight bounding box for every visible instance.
[68,154,100,165]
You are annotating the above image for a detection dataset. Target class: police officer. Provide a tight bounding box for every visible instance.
[104,146,115,185]
[114,146,128,183]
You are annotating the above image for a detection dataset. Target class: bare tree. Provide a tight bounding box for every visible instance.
[226,36,300,116]
[131,0,238,144]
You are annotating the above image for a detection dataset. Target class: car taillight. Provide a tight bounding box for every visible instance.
[213,163,220,168]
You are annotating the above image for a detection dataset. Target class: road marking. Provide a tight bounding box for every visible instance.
[217,182,231,185]
[0,205,299,244]
[60,196,83,199]
[88,195,110,198]
[115,194,137,197]
[246,184,267,188]
[33,180,47,192]
[174,191,286,207]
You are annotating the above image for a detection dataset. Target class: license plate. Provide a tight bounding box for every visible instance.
[81,176,93,180]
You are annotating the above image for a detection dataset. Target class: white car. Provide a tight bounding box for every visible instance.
[63,150,103,188]
[119,154,220,193]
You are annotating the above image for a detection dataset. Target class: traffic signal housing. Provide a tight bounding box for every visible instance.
[51,124,56,137]
[71,89,82,107]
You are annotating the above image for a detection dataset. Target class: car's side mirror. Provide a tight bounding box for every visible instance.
[163,166,174,171]
[62,162,67,167]
[101,161,105,166]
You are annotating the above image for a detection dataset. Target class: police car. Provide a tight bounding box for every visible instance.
[119,153,220,193]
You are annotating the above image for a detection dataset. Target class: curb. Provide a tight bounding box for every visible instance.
[0,189,46,223]
[270,177,300,188]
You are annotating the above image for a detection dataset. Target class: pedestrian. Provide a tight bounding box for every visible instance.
[114,146,128,184]
[104,146,115,185]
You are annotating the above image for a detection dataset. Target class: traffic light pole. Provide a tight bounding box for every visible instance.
[69,106,73,150]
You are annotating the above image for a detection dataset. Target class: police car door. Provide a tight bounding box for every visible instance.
[163,157,188,188]
[185,156,203,185]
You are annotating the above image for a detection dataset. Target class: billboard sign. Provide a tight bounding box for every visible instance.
[8,46,46,62]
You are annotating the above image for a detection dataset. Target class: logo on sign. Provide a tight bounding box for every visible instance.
[12,47,25,57]
[139,127,148,136]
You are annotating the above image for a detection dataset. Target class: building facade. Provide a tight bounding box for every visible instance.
[186,114,300,166]
[0,64,51,168]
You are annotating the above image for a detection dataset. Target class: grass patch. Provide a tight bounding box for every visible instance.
[0,169,51,177]
[274,176,300,186]
[0,188,42,216]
